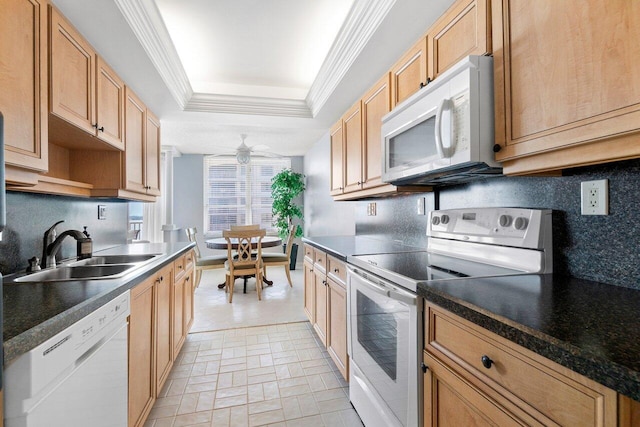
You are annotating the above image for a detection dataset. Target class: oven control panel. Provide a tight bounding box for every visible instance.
[428,208,552,249]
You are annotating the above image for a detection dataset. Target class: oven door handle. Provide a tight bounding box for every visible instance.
[351,269,417,306]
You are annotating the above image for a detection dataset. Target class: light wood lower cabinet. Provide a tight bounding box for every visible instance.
[303,244,349,381]
[154,265,173,395]
[128,272,157,427]
[128,252,195,427]
[423,302,619,427]
[303,246,315,323]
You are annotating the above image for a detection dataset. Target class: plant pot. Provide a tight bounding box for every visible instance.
[283,243,299,270]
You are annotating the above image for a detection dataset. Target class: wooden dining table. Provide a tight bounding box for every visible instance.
[205,235,283,290]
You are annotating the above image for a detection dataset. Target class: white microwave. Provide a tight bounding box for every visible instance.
[381,55,500,186]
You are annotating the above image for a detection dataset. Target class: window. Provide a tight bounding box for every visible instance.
[204,156,291,235]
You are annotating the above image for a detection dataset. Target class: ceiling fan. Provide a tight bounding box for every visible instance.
[212,134,282,164]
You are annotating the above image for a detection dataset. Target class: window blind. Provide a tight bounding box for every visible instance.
[203,156,291,235]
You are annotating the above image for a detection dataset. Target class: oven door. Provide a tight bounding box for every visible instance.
[347,266,421,427]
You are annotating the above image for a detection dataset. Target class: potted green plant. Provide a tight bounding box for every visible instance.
[271,168,305,270]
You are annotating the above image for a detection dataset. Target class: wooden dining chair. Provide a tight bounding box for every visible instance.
[262,225,296,287]
[185,227,227,287]
[223,228,266,302]
[230,224,260,230]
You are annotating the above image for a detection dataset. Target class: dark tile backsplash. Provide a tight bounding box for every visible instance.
[0,192,129,275]
[355,159,640,289]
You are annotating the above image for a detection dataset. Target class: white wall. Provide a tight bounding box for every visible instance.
[302,131,356,237]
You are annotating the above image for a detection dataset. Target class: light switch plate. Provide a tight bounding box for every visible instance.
[98,205,107,220]
[417,197,426,215]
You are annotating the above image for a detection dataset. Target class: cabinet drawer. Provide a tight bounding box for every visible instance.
[304,244,314,262]
[314,250,327,272]
[327,255,346,284]
[184,250,195,272]
[174,254,186,280]
[425,304,617,427]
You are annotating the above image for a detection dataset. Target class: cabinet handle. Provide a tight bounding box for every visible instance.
[420,77,432,88]
[334,268,339,273]
[421,362,428,373]
[98,126,104,132]
[159,275,164,282]
[481,355,494,369]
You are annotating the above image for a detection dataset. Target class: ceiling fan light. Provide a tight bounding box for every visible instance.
[236,151,250,164]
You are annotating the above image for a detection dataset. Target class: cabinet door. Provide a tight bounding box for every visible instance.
[391,37,427,107]
[303,259,315,323]
[95,56,124,150]
[423,352,536,427]
[172,273,186,359]
[49,6,95,135]
[145,110,161,195]
[313,269,328,346]
[0,0,49,180]
[123,87,146,194]
[129,277,156,427]
[155,265,173,395]
[427,0,491,80]
[184,273,194,334]
[327,278,348,380]
[493,0,640,174]
[329,121,344,196]
[361,73,391,189]
[342,101,363,193]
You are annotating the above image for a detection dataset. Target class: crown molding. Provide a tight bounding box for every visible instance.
[306,0,397,116]
[114,0,193,109]
[116,0,393,118]
[186,93,312,118]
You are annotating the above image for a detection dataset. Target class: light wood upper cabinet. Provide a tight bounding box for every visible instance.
[361,73,391,190]
[96,57,125,149]
[123,87,161,197]
[492,0,640,174]
[49,5,124,151]
[391,37,428,108]
[144,110,161,196]
[329,121,344,196]
[0,0,49,185]
[343,101,363,193]
[427,0,491,80]
[49,5,94,136]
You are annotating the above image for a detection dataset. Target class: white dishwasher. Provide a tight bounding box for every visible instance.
[5,291,130,427]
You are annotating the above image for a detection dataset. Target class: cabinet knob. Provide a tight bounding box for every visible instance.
[98,126,104,132]
[481,355,494,369]
[334,268,339,273]
[492,144,502,153]
[421,362,428,373]
[159,275,164,282]
[420,77,432,88]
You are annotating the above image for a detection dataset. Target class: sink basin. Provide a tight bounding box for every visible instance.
[15,264,137,283]
[70,254,160,266]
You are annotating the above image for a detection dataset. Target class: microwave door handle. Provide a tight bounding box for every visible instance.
[435,98,454,158]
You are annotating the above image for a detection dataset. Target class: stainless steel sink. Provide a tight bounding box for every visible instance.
[15,265,137,282]
[14,253,162,283]
[69,254,160,266]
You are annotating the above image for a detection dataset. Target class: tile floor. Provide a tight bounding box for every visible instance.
[144,267,363,427]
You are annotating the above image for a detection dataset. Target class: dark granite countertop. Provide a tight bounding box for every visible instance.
[301,235,422,260]
[3,241,194,365]
[303,235,640,401]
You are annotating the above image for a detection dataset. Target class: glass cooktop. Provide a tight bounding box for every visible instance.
[348,251,530,292]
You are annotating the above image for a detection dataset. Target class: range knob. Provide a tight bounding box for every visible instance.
[498,214,512,227]
[440,214,450,224]
[514,217,528,230]
[431,216,441,226]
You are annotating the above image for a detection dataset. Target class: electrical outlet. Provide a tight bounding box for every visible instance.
[98,205,107,220]
[417,197,426,215]
[581,179,609,215]
[367,202,377,216]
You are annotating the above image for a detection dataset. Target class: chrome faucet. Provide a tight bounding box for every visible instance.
[41,221,92,269]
